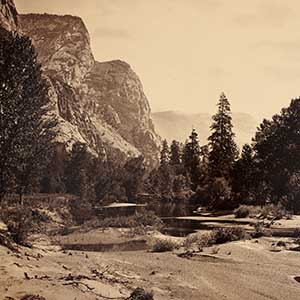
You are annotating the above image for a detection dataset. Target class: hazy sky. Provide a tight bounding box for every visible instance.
[15,0,300,119]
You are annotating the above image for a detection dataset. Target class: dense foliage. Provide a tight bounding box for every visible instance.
[0,31,56,203]
[1,29,300,216]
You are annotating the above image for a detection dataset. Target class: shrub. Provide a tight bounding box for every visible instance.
[234,205,262,218]
[92,211,163,230]
[251,222,272,238]
[5,211,32,245]
[59,226,75,236]
[70,199,94,225]
[0,207,49,245]
[211,227,247,244]
[184,227,247,252]
[152,238,180,252]
[134,210,163,228]
[184,232,212,251]
[127,288,154,300]
[260,204,288,220]
[234,205,251,218]
[0,230,17,251]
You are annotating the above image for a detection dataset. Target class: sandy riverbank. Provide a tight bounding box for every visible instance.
[1,225,300,300]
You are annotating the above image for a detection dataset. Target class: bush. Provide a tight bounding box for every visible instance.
[92,211,163,230]
[152,238,180,252]
[234,205,263,218]
[59,226,75,236]
[184,227,247,252]
[127,288,154,300]
[0,207,50,245]
[70,199,94,225]
[5,210,32,245]
[184,232,211,251]
[251,222,272,238]
[211,227,247,244]
[260,204,288,220]
[234,205,251,218]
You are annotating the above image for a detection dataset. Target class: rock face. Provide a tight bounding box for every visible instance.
[3,11,161,166]
[152,111,258,149]
[0,0,18,31]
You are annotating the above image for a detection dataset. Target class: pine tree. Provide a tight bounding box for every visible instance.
[0,31,56,203]
[160,139,170,166]
[232,144,255,203]
[122,156,145,200]
[169,140,181,166]
[183,129,201,190]
[253,98,300,208]
[208,93,238,179]
[65,142,96,203]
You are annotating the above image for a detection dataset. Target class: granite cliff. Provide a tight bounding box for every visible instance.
[0,1,160,166]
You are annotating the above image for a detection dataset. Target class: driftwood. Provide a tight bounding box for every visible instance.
[62,281,125,300]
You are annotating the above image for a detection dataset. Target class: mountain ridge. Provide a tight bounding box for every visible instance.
[0,3,161,167]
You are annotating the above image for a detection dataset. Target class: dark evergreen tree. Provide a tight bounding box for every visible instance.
[183,129,201,190]
[232,144,255,204]
[64,142,96,203]
[169,140,181,166]
[208,93,238,179]
[160,139,170,166]
[0,31,56,203]
[122,156,145,200]
[253,98,300,209]
[94,160,125,204]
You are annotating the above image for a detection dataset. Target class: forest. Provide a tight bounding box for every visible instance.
[1,29,300,218]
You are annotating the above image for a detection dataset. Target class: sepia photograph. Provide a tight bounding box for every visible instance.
[1,0,300,299]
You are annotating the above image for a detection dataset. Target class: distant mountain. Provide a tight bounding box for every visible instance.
[152,111,258,149]
[0,0,161,167]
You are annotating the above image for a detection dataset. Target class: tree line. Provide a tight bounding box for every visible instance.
[1,30,300,213]
[151,94,300,213]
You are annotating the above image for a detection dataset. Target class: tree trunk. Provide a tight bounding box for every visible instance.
[19,193,24,206]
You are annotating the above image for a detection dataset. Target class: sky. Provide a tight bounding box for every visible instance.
[14,0,300,120]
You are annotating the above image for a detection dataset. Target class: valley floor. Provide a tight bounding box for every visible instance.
[1,229,300,300]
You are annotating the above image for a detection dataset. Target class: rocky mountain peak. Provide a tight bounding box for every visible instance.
[19,13,94,88]
[0,6,161,167]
